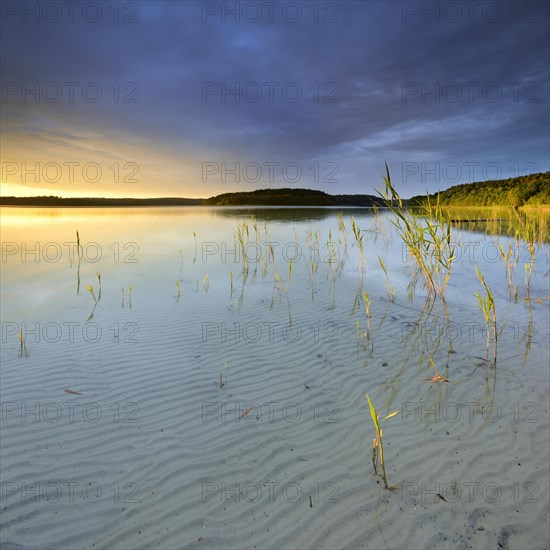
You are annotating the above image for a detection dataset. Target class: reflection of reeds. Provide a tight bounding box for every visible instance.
[271,272,282,304]
[366,395,398,490]
[351,275,364,315]
[363,290,371,338]
[378,255,395,302]
[514,212,538,295]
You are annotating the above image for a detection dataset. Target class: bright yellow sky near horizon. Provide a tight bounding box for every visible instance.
[1,122,232,199]
[0,152,212,199]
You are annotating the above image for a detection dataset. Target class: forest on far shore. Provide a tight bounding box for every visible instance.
[409,172,550,207]
[1,172,548,207]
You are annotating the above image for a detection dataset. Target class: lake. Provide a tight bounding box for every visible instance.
[1,206,549,549]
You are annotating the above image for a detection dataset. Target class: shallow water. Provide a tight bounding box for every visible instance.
[1,206,549,550]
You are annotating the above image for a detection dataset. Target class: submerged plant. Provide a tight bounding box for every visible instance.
[366,394,398,490]
[219,361,228,389]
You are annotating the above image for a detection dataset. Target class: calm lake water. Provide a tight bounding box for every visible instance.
[1,206,549,550]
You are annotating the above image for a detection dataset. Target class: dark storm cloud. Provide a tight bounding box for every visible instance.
[1,0,548,195]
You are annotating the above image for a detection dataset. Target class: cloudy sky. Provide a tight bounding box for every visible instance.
[1,0,548,198]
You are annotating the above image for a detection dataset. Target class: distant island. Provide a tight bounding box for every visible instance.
[1,172,548,207]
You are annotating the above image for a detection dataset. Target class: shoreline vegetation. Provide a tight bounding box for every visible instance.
[409,171,549,207]
[1,171,548,208]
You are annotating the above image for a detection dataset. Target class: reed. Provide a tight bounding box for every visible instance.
[376,163,455,298]
[18,327,29,357]
[176,280,181,301]
[76,229,82,260]
[86,284,98,303]
[474,266,497,365]
[75,229,82,295]
[85,282,99,322]
[366,394,398,489]
[236,222,250,271]
[337,211,349,254]
[350,216,366,272]
[285,259,293,293]
[514,213,538,295]
[96,272,102,300]
[498,241,518,301]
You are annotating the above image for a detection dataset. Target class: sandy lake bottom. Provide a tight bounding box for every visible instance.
[1,206,549,550]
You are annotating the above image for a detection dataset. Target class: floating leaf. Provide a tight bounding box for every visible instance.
[238,406,255,420]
